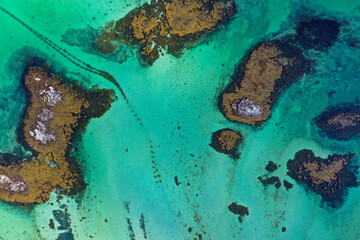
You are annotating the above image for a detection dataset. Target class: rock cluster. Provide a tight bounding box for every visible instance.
[94,0,236,65]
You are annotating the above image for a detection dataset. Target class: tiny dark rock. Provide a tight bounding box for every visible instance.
[283,180,293,190]
[228,202,249,223]
[258,176,280,187]
[265,161,279,172]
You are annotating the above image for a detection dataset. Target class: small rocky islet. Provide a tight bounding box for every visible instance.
[94,0,236,65]
[218,18,342,126]
[209,128,242,159]
[0,63,114,204]
[287,149,358,204]
[219,40,310,125]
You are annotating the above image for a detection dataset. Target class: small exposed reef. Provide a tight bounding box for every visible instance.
[258,176,281,189]
[295,18,341,50]
[314,104,360,139]
[265,161,279,172]
[228,202,249,223]
[219,41,310,125]
[0,64,114,204]
[94,0,236,65]
[287,149,358,204]
[283,180,293,190]
[209,128,242,159]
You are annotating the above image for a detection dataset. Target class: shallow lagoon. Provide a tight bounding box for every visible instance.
[0,0,360,239]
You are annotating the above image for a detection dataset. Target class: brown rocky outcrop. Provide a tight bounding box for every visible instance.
[0,65,114,204]
[94,0,236,65]
[219,41,310,125]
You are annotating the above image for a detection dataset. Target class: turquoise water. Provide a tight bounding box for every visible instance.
[1,0,360,239]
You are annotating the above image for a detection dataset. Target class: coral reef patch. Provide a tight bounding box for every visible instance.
[287,149,358,204]
[209,128,242,159]
[94,0,236,65]
[314,104,360,139]
[0,64,114,204]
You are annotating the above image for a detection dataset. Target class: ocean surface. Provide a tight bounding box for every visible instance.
[1,0,360,239]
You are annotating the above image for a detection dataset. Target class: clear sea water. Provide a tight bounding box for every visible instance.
[1,0,360,239]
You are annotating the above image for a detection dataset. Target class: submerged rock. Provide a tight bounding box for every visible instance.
[314,105,360,139]
[283,180,293,190]
[209,128,242,159]
[287,149,358,204]
[219,41,310,125]
[295,18,341,50]
[265,161,279,172]
[258,175,281,188]
[94,0,236,65]
[0,64,115,204]
[228,202,249,223]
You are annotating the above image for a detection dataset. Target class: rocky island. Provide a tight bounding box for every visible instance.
[94,0,236,65]
[287,149,358,204]
[209,128,242,159]
[314,105,360,139]
[219,41,310,125]
[0,64,114,204]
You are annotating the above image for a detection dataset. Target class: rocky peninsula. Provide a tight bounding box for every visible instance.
[209,128,242,159]
[314,105,360,139]
[94,0,236,65]
[219,41,310,125]
[0,64,114,204]
[287,149,358,204]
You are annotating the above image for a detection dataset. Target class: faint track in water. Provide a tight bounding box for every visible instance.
[0,5,129,103]
[0,5,154,160]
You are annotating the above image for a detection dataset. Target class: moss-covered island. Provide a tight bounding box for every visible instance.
[209,128,242,159]
[219,41,310,125]
[314,105,360,139]
[287,149,358,204]
[94,0,236,65]
[0,64,114,204]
